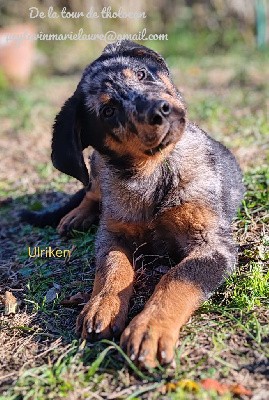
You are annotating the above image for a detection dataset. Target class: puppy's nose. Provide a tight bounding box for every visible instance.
[148,101,171,125]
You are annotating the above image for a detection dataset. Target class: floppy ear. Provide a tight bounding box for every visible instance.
[51,89,90,186]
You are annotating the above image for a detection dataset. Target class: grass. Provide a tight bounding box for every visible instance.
[0,35,269,399]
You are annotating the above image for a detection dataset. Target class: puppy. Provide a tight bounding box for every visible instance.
[22,40,244,368]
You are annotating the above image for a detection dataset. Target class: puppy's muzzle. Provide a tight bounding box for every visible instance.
[147,100,171,125]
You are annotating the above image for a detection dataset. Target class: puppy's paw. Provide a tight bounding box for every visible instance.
[57,207,96,236]
[120,310,178,369]
[76,293,128,341]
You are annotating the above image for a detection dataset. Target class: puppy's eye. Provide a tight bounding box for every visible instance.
[136,69,147,81]
[103,106,115,118]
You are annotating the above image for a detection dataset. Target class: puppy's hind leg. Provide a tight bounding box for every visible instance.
[20,188,86,228]
[57,177,100,236]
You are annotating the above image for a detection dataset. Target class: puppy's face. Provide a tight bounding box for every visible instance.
[52,41,187,184]
[81,46,186,160]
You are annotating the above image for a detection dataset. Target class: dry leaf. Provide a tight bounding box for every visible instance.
[160,382,177,394]
[61,292,90,307]
[0,291,19,315]
[177,379,200,392]
[201,378,229,395]
[230,383,253,397]
[45,284,61,303]
[160,379,200,394]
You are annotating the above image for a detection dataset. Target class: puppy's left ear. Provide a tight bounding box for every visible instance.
[51,89,90,186]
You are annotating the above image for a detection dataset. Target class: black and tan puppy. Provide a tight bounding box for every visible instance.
[22,40,244,368]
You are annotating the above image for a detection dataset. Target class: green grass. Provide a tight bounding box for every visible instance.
[1,31,269,399]
[3,340,235,400]
[1,167,267,400]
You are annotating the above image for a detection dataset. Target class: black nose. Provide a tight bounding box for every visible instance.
[148,101,171,125]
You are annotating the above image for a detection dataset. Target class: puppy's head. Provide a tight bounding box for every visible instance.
[52,40,186,184]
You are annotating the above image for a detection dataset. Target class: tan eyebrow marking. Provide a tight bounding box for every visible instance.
[158,72,177,96]
[99,93,111,103]
[122,68,134,79]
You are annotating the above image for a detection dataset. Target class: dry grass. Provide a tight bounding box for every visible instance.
[0,48,268,399]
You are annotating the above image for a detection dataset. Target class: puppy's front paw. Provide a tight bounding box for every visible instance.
[120,310,178,369]
[76,293,128,341]
[57,207,96,236]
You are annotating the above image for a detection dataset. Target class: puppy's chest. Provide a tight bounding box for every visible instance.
[102,171,180,222]
[102,168,217,256]
[108,185,154,221]
[102,172,188,255]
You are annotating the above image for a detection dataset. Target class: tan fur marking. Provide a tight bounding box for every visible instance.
[160,91,185,110]
[104,134,176,176]
[122,68,134,79]
[77,248,135,339]
[133,49,147,56]
[158,72,177,96]
[120,278,203,368]
[138,143,176,176]
[106,218,147,238]
[104,134,142,158]
[99,93,111,104]
[160,202,217,234]
[146,277,203,326]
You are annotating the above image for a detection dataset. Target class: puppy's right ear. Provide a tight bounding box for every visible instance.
[51,89,90,186]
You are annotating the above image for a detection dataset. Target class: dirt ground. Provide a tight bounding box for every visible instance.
[0,51,268,399]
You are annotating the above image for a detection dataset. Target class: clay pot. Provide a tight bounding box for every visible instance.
[0,24,36,85]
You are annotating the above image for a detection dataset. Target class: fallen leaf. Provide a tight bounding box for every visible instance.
[0,291,19,315]
[230,383,253,396]
[45,284,61,303]
[201,378,229,395]
[61,292,90,307]
[177,379,200,392]
[160,379,200,394]
[165,382,177,392]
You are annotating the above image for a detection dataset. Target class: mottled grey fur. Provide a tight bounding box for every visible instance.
[22,41,245,349]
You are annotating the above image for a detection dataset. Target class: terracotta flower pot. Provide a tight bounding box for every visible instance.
[0,24,36,85]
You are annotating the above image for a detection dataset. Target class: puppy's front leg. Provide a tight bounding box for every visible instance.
[121,238,236,368]
[76,228,134,340]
